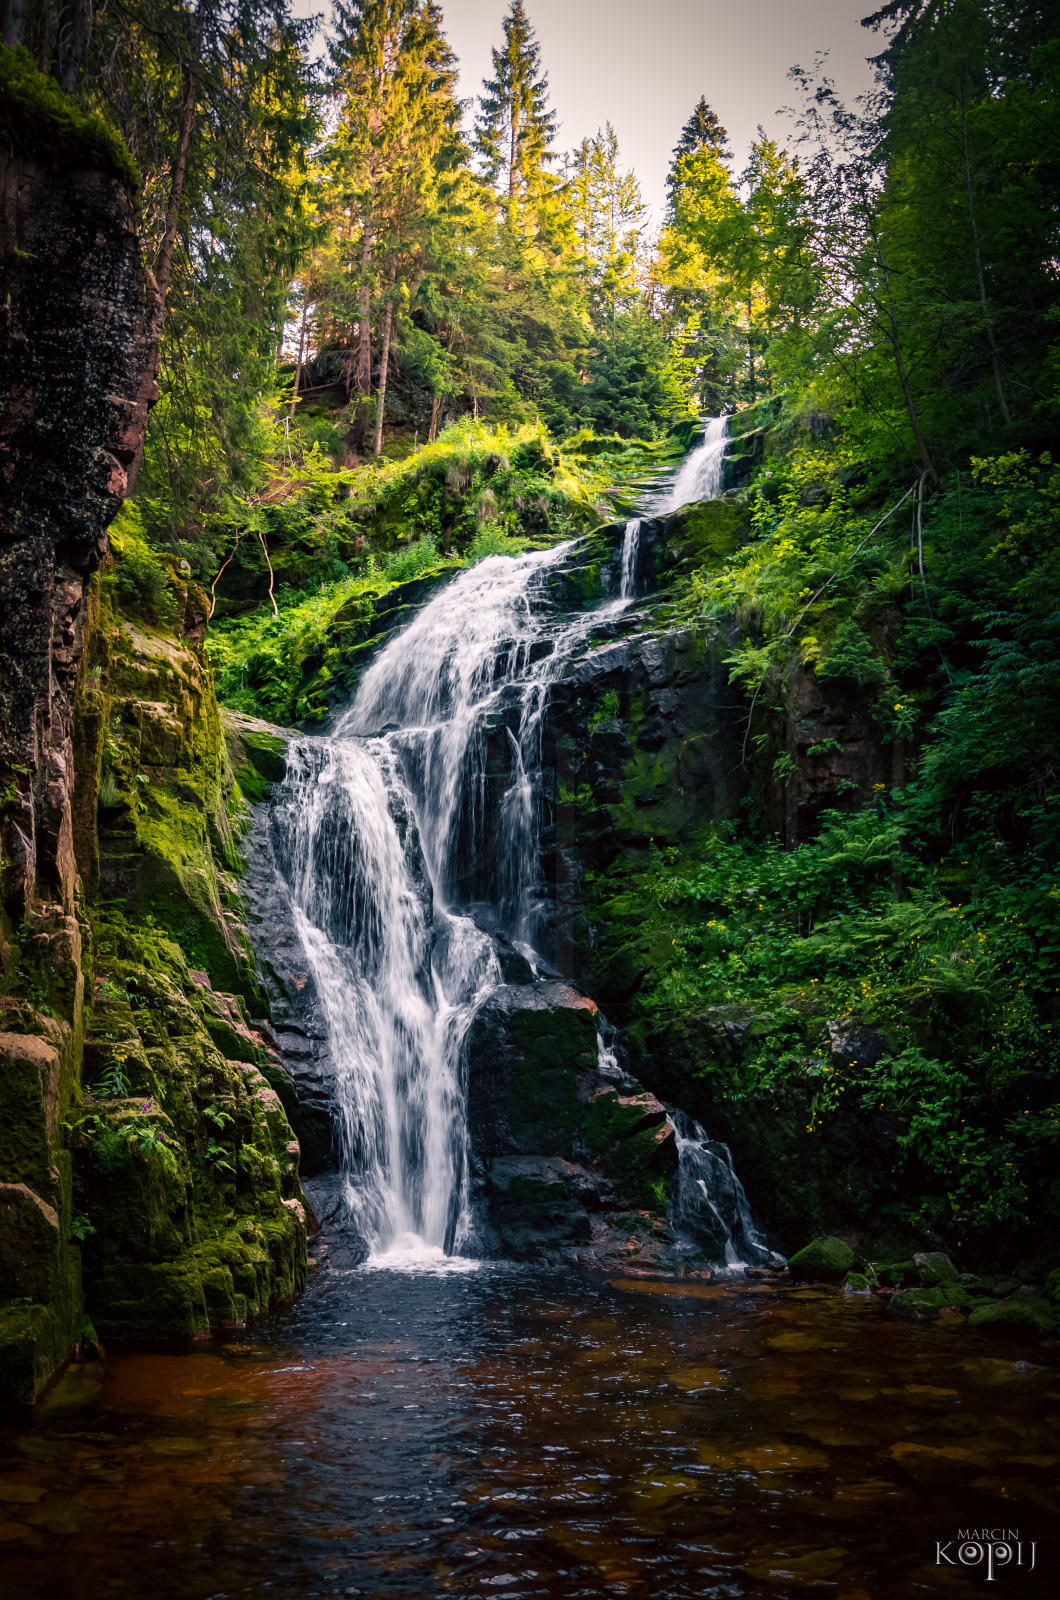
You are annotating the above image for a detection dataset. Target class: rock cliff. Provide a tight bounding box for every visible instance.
[0,61,306,1403]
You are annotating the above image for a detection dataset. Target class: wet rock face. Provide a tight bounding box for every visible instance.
[238,787,339,1176]
[0,139,162,1400]
[0,146,161,935]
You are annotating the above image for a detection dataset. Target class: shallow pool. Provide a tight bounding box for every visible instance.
[1,1266,1055,1598]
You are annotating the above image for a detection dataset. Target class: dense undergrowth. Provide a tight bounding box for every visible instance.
[579,427,1060,1264]
[184,413,682,724]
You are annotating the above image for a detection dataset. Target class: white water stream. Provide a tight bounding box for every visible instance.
[270,419,762,1264]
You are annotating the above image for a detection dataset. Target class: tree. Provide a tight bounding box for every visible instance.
[474,0,556,219]
[665,95,731,208]
[48,3,321,546]
[326,0,462,457]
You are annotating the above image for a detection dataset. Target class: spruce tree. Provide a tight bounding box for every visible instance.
[474,1,557,212]
[666,96,732,206]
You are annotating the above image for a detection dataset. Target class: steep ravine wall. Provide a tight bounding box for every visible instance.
[0,97,306,1403]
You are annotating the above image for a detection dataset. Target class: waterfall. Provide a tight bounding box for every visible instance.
[619,518,641,599]
[669,1110,779,1267]
[649,415,729,514]
[272,546,608,1261]
[269,424,754,1265]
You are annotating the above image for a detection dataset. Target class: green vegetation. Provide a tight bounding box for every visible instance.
[0,44,140,190]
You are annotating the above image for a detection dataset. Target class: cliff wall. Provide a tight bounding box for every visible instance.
[0,65,306,1403]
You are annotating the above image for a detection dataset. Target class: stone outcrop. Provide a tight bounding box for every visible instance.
[0,64,307,1403]
[0,80,164,1397]
[0,125,161,941]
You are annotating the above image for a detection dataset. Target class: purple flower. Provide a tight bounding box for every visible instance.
[142,1100,154,1113]
[157,1131,166,1142]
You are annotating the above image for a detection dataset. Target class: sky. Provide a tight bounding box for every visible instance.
[297,1,883,225]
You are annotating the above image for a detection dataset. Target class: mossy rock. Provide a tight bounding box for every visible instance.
[0,44,141,192]
[92,1261,210,1337]
[1045,1266,1060,1309]
[890,1285,969,1320]
[844,1272,871,1293]
[968,1298,1055,1338]
[241,730,287,786]
[913,1250,959,1286]
[788,1236,855,1281]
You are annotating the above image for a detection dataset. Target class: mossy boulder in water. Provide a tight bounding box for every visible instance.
[788,1236,856,1281]
[968,1298,1055,1338]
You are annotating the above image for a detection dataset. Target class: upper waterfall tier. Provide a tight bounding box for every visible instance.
[646,415,729,514]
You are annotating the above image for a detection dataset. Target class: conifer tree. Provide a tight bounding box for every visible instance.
[666,96,731,208]
[327,1,461,457]
[474,1,556,214]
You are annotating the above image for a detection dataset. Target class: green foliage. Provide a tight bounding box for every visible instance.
[468,525,527,563]
[95,1051,131,1100]
[588,691,620,734]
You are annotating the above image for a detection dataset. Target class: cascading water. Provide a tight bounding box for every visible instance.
[269,415,761,1267]
[668,1111,780,1267]
[619,517,641,599]
[648,414,729,513]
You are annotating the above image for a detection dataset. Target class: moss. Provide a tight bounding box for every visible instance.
[585,1089,653,1151]
[967,1298,1055,1337]
[93,1261,210,1337]
[0,45,141,193]
[788,1236,856,1279]
[510,1005,597,1152]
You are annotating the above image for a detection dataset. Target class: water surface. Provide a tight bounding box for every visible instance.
[2,1268,1055,1598]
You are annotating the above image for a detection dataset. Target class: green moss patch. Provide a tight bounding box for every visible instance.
[0,45,141,192]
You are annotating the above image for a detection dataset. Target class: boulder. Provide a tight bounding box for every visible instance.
[913,1250,959,1286]
[0,1183,62,1304]
[968,1298,1055,1338]
[464,980,600,1163]
[890,1285,969,1320]
[486,1156,593,1259]
[788,1236,856,1281]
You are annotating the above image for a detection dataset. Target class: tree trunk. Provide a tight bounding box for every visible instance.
[347,226,373,465]
[958,80,1011,425]
[154,62,197,307]
[372,262,397,458]
[53,0,92,92]
[126,27,197,498]
[746,295,755,400]
[428,393,441,443]
[288,291,310,417]
[509,101,519,200]
[2,0,27,48]
[876,253,937,486]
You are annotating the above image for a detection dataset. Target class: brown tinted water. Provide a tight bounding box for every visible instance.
[1,1267,1055,1599]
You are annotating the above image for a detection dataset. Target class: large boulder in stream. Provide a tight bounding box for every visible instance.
[465,981,601,1161]
[486,1156,594,1258]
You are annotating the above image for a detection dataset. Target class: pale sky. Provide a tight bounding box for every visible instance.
[297,1,882,224]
